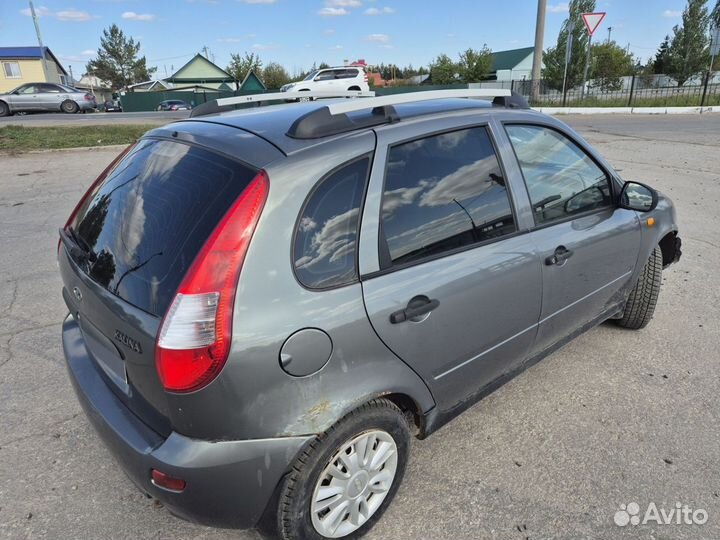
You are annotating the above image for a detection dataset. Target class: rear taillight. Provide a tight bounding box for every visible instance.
[84,93,94,101]
[155,171,269,393]
[58,143,136,253]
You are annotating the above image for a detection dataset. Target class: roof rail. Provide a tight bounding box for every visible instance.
[323,89,511,115]
[287,89,519,139]
[189,90,375,118]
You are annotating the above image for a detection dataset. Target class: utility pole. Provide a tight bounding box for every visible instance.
[202,46,210,60]
[607,26,613,43]
[531,0,547,104]
[581,33,592,100]
[28,1,50,82]
[68,65,74,85]
[562,20,575,107]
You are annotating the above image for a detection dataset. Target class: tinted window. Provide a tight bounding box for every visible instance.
[381,127,515,265]
[39,84,61,93]
[336,69,358,79]
[315,70,335,81]
[68,140,257,316]
[293,158,369,288]
[506,125,613,225]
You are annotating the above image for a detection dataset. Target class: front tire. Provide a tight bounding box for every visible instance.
[61,100,79,114]
[271,399,410,540]
[616,246,662,330]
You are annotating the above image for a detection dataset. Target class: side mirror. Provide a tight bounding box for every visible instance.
[619,181,658,212]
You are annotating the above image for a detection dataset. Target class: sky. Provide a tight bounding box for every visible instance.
[0,0,709,80]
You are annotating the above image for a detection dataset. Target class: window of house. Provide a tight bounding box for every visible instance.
[3,62,21,79]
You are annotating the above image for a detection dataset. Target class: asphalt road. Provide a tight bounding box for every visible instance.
[0,110,189,127]
[1,115,719,539]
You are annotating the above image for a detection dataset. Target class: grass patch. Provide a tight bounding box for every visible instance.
[0,124,155,152]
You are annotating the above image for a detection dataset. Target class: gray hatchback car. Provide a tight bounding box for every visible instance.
[58,90,681,539]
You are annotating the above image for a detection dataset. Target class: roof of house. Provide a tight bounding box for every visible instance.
[0,46,68,75]
[490,46,534,72]
[239,69,265,91]
[166,53,234,83]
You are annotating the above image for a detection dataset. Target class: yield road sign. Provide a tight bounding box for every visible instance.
[581,12,607,36]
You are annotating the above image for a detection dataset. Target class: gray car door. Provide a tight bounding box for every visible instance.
[360,116,542,411]
[37,84,67,110]
[8,84,40,110]
[502,123,641,357]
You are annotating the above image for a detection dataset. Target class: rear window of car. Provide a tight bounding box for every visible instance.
[293,157,370,289]
[68,139,258,316]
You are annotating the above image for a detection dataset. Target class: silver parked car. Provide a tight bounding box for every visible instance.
[0,82,96,116]
[58,90,681,539]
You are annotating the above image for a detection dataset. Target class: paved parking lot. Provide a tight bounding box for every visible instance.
[1,115,719,539]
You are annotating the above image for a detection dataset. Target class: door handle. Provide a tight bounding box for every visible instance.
[545,245,574,266]
[389,296,439,324]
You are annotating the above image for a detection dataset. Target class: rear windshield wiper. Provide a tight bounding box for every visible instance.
[59,226,97,263]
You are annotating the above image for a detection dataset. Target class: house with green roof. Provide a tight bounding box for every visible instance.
[488,46,535,81]
[165,53,237,91]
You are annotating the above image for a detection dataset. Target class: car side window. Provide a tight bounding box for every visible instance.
[381,127,516,266]
[505,125,613,225]
[39,84,61,93]
[18,85,38,94]
[293,157,370,289]
[315,70,335,81]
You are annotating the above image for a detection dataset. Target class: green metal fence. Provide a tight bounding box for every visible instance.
[118,85,470,112]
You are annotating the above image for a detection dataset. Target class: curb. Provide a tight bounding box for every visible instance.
[535,106,718,115]
[0,144,128,156]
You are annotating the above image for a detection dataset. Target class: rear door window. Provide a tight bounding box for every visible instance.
[381,127,516,266]
[293,157,370,289]
[68,139,258,316]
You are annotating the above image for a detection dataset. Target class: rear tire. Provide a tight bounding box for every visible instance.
[61,100,79,114]
[269,399,410,540]
[616,246,662,330]
[0,101,9,117]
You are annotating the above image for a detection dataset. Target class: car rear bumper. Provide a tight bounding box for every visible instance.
[62,314,312,529]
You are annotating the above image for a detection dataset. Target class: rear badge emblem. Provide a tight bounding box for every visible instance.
[72,287,82,302]
[114,330,142,354]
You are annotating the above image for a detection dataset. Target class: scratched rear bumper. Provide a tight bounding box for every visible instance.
[62,313,312,529]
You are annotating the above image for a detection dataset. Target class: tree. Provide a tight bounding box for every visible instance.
[429,54,457,84]
[652,35,672,74]
[318,62,331,69]
[712,0,720,29]
[262,62,290,89]
[85,24,156,90]
[226,52,262,83]
[589,41,634,91]
[542,0,596,90]
[458,46,492,82]
[667,0,710,85]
